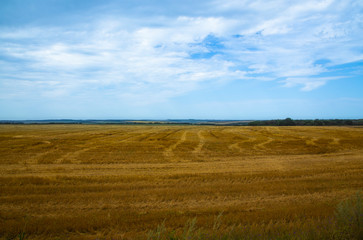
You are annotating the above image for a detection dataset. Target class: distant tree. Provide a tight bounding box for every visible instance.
[303,120,314,126]
[248,121,262,126]
[285,117,296,126]
[279,118,296,126]
[314,119,323,126]
[247,118,361,126]
[344,119,353,125]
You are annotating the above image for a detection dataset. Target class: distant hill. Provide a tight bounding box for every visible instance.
[0,118,362,126]
[0,119,253,126]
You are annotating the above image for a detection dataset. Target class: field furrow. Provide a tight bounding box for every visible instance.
[0,125,362,239]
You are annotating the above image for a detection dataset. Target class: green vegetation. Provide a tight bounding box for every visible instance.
[248,118,363,126]
[148,192,363,240]
[335,191,363,239]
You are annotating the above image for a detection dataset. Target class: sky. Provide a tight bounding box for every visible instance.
[0,0,363,120]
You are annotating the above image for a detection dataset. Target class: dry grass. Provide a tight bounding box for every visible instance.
[0,125,362,239]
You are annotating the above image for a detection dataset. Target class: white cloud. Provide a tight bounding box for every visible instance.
[1,16,241,99]
[0,0,362,106]
[281,77,343,91]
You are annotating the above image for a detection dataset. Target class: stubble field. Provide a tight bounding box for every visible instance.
[0,125,362,239]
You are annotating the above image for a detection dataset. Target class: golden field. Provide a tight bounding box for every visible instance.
[0,125,362,239]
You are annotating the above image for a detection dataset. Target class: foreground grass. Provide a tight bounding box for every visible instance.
[0,125,362,239]
[146,192,363,240]
[4,192,363,239]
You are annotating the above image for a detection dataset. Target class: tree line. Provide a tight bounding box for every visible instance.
[248,118,363,126]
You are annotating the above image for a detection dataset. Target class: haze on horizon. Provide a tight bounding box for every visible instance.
[1,0,363,120]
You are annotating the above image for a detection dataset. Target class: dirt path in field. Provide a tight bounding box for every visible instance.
[330,137,340,145]
[27,149,58,164]
[193,130,205,154]
[228,143,242,152]
[55,133,144,164]
[305,137,318,146]
[159,129,182,140]
[228,139,254,153]
[227,137,260,153]
[163,131,187,158]
[55,147,92,164]
[253,137,273,150]
[226,129,258,153]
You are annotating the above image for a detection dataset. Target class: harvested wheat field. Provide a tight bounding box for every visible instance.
[0,125,362,239]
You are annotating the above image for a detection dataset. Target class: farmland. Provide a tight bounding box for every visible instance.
[0,125,363,239]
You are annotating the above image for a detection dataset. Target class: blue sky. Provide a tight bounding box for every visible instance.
[0,0,362,120]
